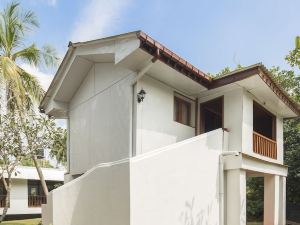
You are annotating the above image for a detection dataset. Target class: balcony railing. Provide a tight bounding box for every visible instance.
[253,131,277,159]
[28,195,47,207]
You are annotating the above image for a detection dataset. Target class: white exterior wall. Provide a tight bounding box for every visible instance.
[69,63,135,175]
[44,161,130,225]
[1,179,41,215]
[198,88,244,152]
[131,129,223,225]
[276,117,284,163]
[226,169,247,225]
[43,129,225,225]
[241,90,253,154]
[135,76,195,155]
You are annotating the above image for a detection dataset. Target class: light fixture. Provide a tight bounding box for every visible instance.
[137,89,146,103]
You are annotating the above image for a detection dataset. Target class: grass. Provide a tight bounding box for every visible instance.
[1,218,41,225]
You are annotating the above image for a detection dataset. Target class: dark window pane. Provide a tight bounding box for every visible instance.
[253,102,276,140]
[201,97,223,133]
[174,96,191,126]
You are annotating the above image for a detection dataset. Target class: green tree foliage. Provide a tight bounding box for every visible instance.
[246,177,264,221]
[0,113,27,222]
[49,127,67,165]
[286,36,300,70]
[20,157,53,168]
[284,118,300,204]
[269,67,300,102]
[208,64,244,78]
[0,113,64,221]
[271,39,300,205]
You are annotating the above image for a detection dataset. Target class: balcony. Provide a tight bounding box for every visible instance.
[253,131,277,159]
[28,195,47,207]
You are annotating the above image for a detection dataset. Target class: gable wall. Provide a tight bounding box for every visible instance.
[68,63,136,175]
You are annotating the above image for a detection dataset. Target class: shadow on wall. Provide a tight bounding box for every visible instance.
[179,197,217,225]
[50,129,224,225]
[179,144,221,225]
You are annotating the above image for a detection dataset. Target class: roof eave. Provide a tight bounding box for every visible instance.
[210,64,300,116]
[136,31,212,88]
[39,45,75,112]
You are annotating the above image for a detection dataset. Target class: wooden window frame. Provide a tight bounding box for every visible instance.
[174,95,192,127]
[200,96,224,134]
[253,101,277,141]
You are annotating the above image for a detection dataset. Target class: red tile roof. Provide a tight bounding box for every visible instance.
[136,31,299,116]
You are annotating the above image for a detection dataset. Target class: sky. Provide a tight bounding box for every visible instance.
[1,0,300,90]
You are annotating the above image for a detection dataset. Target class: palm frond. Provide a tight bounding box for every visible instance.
[12,44,40,65]
[0,1,39,56]
[18,67,45,103]
[0,56,25,111]
[40,44,60,68]
[20,9,39,31]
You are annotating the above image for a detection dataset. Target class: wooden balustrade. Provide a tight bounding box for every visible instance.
[28,195,47,207]
[253,131,277,159]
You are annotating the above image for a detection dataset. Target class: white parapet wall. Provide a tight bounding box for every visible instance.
[42,129,225,225]
[130,129,223,225]
[44,159,131,225]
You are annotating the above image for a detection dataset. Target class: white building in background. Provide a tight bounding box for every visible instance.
[40,31,300,225]
[0,166,64,220]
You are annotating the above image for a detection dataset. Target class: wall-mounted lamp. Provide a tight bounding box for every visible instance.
[137,89,146,103]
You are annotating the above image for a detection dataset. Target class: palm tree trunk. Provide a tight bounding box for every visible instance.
[32,155,49,196]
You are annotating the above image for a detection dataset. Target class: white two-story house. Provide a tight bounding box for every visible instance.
[40,31,300,225]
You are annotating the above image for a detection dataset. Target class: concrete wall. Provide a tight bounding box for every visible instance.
[43,160,130,225]
[226,169,247,225]
[42,129,225,225]
[1,179,41,215]
[198,87,244,152]
[135,76,195,155]
[130,129,223,225]
[69,63,135,175]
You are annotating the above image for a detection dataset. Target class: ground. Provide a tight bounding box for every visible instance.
[2,219,259,225]
[1,219,40,225]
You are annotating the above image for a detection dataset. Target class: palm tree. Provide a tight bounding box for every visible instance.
[0,1,59,113]
[0,3,59,217]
